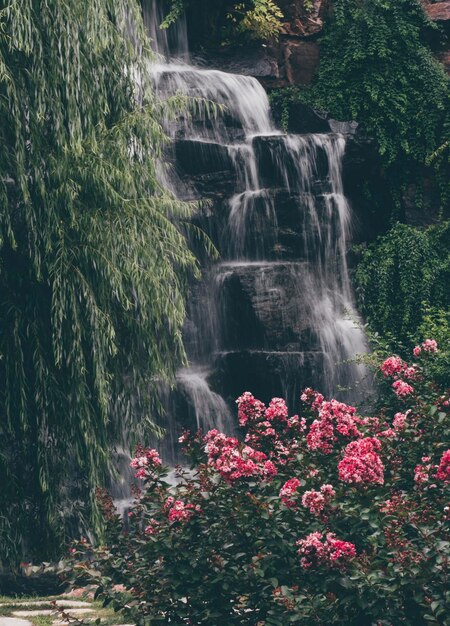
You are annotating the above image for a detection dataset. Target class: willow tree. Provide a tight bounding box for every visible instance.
[0,0,198,566]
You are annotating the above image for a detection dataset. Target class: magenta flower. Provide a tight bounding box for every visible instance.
[338,438,384,485]
[392,380,414,397]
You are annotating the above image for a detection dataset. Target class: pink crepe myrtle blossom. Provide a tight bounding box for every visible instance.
[414,464,430,484]
[436,450,450,482]
[204,429,277,483]
[327,534,357,563]
[306,398,362,454]
[307,417,336,454]
[264,397,289,423]
[381,356,406,378]
[301,387,325,411]
[392,379,414,398]
[236,392,266,427]
[145,519,159,535]
[279,477,301,508]
[422,339,438,353]
[380,494,408,515]
[130,446,162,479]
[130,456,149,469]
[338,438,384,485]
[403,366,418,380]
[166,499,201,523]
[378,428,396,438]
[393,411,409,431]
[301,484,335,516]
[413,345,422,357]
[178,431,190,444]
[296,532,356,569]
[288,414,307,431]
[236,393,308,466]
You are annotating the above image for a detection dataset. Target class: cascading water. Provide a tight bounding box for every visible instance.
[139,0,370,464]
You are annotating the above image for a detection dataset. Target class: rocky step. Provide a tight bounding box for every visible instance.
[191,188,344,261]
[209,261,322,352]
[174,135,338,196]
[210,349,325,410]
[175,139,234,176]
[224,188,345,260]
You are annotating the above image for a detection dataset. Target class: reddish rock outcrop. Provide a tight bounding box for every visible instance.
[283,40,320,85]
[422,1,450,74]
[436,50,450,72]
[423,1,450,22]
[278,0,329,37]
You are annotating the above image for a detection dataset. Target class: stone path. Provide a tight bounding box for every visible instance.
[4,601,90,608]
[0,619,33,626]
[0,597,134,626]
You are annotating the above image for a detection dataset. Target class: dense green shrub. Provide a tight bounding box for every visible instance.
[0,0,198,566]
[355,222,450,346]
[312,0,449,165]
[70,345,449,625]
[271,0,450,214]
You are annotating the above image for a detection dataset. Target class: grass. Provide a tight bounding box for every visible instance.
[0,595,61,603]
[30,618,53,626]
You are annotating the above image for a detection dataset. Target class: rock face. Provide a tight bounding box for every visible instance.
[424,1,450,22]
[278,0,330,36]
[170,125,371,419]
[423,0,450,74]
[212,350,324,408]
[150,4,371,458]
[188,0,328,88]
[436,50,450,72]
[283,40,320,85]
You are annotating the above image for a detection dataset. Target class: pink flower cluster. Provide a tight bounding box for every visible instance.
[436,450,450,482]
[164,497,201,523]
[393,411,409,431]
[236,392,266,427]
[279,477,301,508]
[381,356,407,377]
[265,397,289,423]
[301,388,324,411]
[414,339,438,356]
[379,494,408,515]
[296,532,356,569]
[204,429,277,483]
[381,356,418,388]
[414,459,431,484]
[144,518,159,535]
[392,380,414,398]
[305,395,362,454]
[237,392,306,466]
[338,438,384,485]
[130,446,162,479]
[301,484,335,516]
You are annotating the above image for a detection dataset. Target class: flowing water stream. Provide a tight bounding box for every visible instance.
[118,1,370,478]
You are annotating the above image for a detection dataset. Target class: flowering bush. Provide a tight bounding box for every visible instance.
[69,342,449,625]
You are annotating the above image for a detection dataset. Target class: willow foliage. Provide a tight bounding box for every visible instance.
[0,0,198,565]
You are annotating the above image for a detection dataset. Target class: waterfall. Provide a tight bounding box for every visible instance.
[141,0,370,462]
